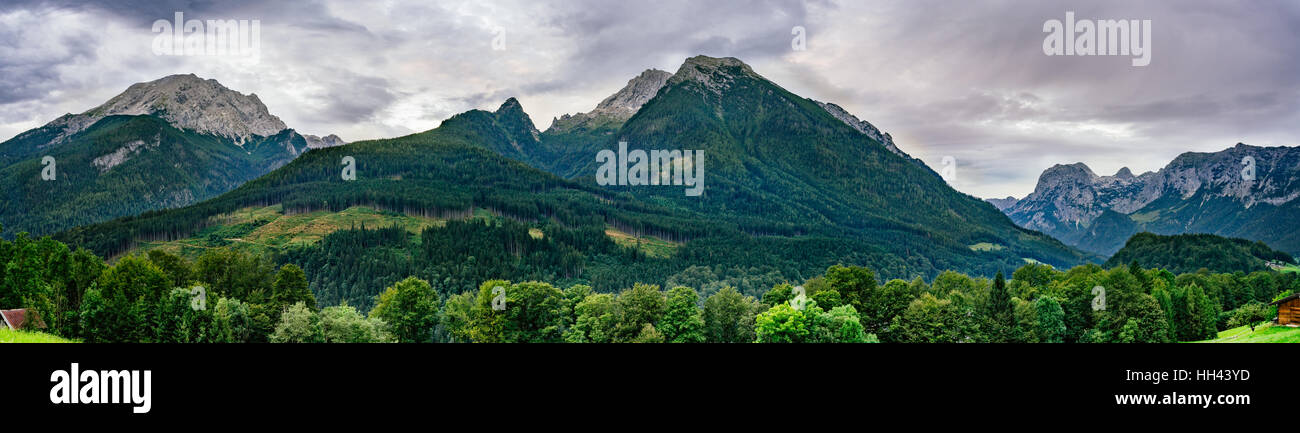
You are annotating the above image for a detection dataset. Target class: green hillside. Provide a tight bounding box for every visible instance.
[0,115,308,238]
[0,328,78,343]
[1195,323,1300,343]
[1105,232,1296,274]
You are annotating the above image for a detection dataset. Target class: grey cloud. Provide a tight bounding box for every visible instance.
[1,0,1297,200]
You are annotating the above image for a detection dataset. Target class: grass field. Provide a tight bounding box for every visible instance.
[136,204,447,260]
[605,227,679,259]
[968,242,1005,252]
[133,204,674,260]
[0,328,78,343]
[1195,323,1300,343]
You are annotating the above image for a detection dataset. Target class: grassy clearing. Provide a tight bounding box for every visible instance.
[968,242,1005,252]
[605,227,679,259]
[1195,323,1300,343]
[138,205,445,260]
[1129,210,1161,223]
[0,328,78,343]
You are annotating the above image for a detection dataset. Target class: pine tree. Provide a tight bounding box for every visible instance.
[989,270,1011,323]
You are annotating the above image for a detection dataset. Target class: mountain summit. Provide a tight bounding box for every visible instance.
[549,69,671,133]
[0,74,334,238]
[33,74,286,148]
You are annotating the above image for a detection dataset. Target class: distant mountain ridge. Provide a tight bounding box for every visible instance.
[1000,143,1300,256]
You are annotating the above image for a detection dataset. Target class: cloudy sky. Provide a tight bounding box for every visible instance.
[2,0,1298,199]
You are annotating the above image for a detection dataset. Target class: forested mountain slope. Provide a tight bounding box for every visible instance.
[0,74,341,238]
[54,56,1097,307]
[1105,232,1295,275]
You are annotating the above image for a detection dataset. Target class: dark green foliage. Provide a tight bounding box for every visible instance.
[369,276,441,343]
[1035,296,1066,343]
[1107,232,1295,275]
[660,286,705,343]
[988,270,1011,323]
[701,287,760,343]
[0,115,308,238]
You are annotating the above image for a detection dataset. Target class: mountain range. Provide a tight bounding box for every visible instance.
[0,74,343,238]
[48,56,1095,301]
[996,144,1300,256]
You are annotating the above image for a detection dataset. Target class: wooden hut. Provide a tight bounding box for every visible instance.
[1273,294,1300,326]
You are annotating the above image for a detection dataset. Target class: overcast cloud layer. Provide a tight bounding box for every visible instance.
[2,0,1297,199]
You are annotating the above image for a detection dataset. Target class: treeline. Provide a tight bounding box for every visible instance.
[8,221,1296,343]
[0,225,406,343]
[1105,232,1296,275]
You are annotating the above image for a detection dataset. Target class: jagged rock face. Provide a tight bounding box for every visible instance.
[91,134,161,172]
[816,101,912,160]
[44,74,287,147]
[302,133,347,149]
[549,69,671,132]
[1008,162,1155,231]
[1002,143,1300,255]
[590,69,671,118]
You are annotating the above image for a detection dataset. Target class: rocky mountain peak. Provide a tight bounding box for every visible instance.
[591,69,671,118]
[986,196,1020,211]
[667,55,759,92]
[48,74,287,146]
[1041,162,1097,180]
[547,69,671,132]
[493,97,541,144]
[1115,167,1134,179]
[302,133,347,149]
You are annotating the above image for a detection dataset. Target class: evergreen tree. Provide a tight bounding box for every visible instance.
[988,270,1012,324]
